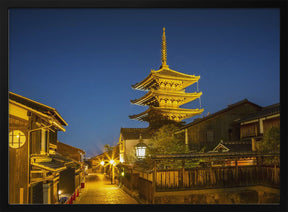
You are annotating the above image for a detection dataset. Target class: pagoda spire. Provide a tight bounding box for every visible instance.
[161,27,169,68]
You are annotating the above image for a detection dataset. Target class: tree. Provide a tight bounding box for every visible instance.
[258,126,280,153]
[147,124,186,156]
[104,144,113,152]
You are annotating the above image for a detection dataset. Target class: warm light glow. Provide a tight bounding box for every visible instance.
[100,161,105,166]
[109,159,114,165]
[58,190,62,195]
[121,172,125,176]
[9,130,26,149]
[129,29,204,123]
[119,157,124,163]
[136,147,146,158]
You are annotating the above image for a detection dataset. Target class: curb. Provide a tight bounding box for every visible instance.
[118,185,149,204]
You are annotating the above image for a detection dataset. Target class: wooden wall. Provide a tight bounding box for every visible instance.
[240,122,259,138]
[263,117,280,132]
[9,115,29,204]
[187,103,261,148]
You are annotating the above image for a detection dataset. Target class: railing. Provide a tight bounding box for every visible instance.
[155,165,279,191]
[120,154,279,203]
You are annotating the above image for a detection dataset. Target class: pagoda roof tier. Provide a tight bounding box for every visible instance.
[129,107,204,122]
[132,67,200,91]
[130,90,202,107]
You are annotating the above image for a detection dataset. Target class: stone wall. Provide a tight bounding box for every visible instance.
[153,186,280,204]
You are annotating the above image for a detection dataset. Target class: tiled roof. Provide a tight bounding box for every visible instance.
[240,103,280,123]
[156,68,198,79]
[57,141,86,154]
[50,152,73,164]
[177,99,262,131]
[66,161,81,169]
[120,128,152,140]
[9,92,68,126]
[38,160,65,169]
[209,141,251,153]
[33,159,66,172]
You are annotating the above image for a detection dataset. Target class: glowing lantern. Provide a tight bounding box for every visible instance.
[135,134,147,159]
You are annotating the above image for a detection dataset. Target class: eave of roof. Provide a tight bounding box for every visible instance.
[132,68,200,91]
[177,99,262,131]
[154,68,200,80]
[32,160,66,172]
[120,127,152,140]
[130,90,202,106]
[50,152,73,164]
[129,107,204,121]
[9,91,68,126]
[151,152,278,160]
[210,141,252,153]
[240,103,280,123]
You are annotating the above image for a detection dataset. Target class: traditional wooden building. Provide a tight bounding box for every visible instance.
[9,92,68,204]
[56,140,86,199]
[57,141,85,163]
[239,103,280,151]
[119,128,152,164]
[175,99,262,152]
[129,28,204,128]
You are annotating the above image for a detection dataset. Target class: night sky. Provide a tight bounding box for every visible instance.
[9,8,280,157]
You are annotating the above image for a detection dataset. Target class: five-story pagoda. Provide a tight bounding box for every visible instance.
[129,28,204,128]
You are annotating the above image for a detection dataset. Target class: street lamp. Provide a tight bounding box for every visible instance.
[109,159,115,184]
[135,134,147,160]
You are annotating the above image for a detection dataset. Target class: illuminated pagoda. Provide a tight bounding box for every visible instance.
[129,28,204,128]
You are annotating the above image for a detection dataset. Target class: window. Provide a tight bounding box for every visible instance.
[9,130,26,148]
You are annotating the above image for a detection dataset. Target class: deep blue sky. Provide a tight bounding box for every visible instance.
[9,8,280,157]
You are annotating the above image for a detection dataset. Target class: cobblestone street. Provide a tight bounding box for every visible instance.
[73,173,138,204]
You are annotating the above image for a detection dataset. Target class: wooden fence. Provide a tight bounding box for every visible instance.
[138,178,153,203]
[155,165,279,191]
[120,153,280,203]
[121,164,279,203]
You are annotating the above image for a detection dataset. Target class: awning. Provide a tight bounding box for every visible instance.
[50,152,73,164]
[32,159,66,172]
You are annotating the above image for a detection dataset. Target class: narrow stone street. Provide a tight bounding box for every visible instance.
[73,173,138,204]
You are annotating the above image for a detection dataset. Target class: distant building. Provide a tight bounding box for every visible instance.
[88,145,119,181]
[176,99,262,152]
[56,141,86,202]
[129,28,203,129]
[57,141,85,162]
[239,103,280,151]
